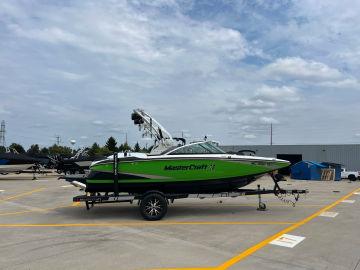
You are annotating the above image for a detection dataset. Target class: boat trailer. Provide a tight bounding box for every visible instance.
[73,180,307,221]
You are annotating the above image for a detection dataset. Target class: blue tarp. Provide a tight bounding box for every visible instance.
[291,161,326,180]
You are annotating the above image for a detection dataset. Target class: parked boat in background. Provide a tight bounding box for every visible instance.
[56,148,104,174]
[0,148,43,174]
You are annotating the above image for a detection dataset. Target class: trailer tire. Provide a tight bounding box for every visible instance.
[257,202,267,211]
[140,193,167,221]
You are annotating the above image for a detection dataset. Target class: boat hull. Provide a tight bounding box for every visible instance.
[85,175,259,194]
[0,164,35,173]
[85,157,289,194]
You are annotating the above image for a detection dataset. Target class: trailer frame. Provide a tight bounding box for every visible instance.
[73,182,308,220]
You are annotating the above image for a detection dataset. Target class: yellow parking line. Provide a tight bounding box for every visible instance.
[148,187,360,270]
[0,210,42,216]
[0,221,295,227]
[176,203,325,208]
[151,267,217,270]
[0,203,76,216]
[0,201,321,217]
[0,188,45,202]
[217,187,360,270]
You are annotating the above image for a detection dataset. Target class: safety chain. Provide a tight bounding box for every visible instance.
[275,192,301,207]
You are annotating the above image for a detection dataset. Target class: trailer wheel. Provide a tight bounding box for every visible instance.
[257,202,267,211]
[140,193,167,221]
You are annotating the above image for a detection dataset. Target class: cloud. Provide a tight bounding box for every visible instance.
[108,127,125,132]
[92,120,104,126]
[80,136,88,140]
[50,70,88,81]
[9,25,79,44]
[243,134,256,139]
[29,123,47,129]
[0,106,11,115]
[2,0,262,71]
[214,84,299,120]
[1,0,360,147]
[263,57,343,82]
[254,85,300,102]
[261,57,360,90]
[260,116,279,124]
[236,98,275,110]
[190,27,252,60]
[315,78,359,89]
[95,133,104,138]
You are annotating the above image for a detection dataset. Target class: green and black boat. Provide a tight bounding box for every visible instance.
[85,141,289,193]
[70,109,290,194]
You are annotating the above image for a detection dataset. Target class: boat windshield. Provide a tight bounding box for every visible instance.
[168,141,225,155]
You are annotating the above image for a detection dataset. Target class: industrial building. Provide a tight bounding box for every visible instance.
[221,144,360,174]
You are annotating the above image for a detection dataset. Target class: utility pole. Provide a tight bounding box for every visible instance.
[55,135,61,145]
[0,120,5,147]
[270,123,273,146]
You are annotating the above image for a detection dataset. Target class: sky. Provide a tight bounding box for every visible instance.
[1,0,360,149]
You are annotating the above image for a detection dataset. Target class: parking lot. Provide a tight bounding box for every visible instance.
[0,173,359,270]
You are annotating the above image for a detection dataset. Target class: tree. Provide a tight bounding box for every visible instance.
[9,143,25,154]
[27,144,40,156]
[99,146,112,156]
[105,136,118,152]
[134,142,141,152]
[0,146,5,153]
[141,146,150,153]
[40,147,49,156]
[123,142,132,151]
[88,143,101,157]
[118,142,132,152]
[88,143,112,157]
[48,144,73,157]
[118,143,124,152]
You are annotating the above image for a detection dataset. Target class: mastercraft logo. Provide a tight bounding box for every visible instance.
[164,164,208,171]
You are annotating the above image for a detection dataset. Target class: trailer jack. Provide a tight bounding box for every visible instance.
[256,185,267,211]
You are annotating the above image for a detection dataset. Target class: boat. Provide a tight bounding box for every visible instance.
[56,148,105,174]
[0,149,41,174]
[71,109,290,194]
